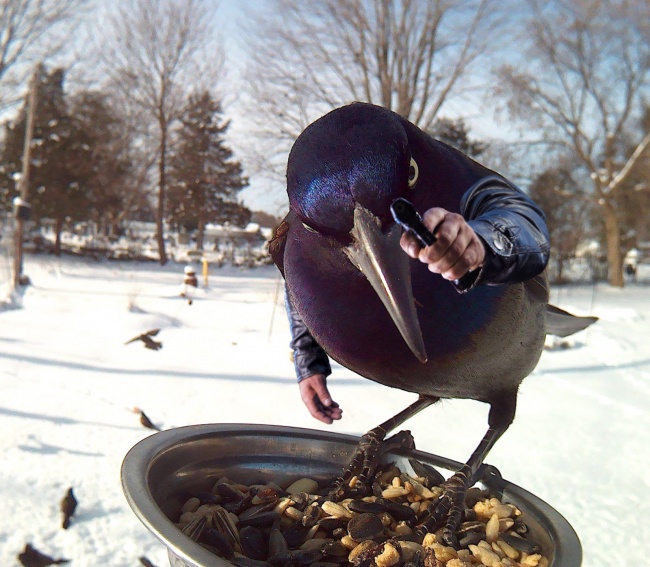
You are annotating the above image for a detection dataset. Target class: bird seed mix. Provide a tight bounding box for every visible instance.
[175,461,550,567]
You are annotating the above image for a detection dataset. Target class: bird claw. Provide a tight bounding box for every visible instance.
[477,463,506,500]
[417,467,471,549]
[379,429,416,454]
[328,429,415,501]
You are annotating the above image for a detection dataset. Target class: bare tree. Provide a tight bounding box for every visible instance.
[496,0,650,287]
[242,0,511,190]
[99,0,224,265]
[0,0,90,109]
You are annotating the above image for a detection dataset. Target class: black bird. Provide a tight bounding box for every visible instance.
[138,408,162,431]
[17,543,70,567]
[125,329,162,351]
[271,102,596,545]
[60,487,77,529]
[139,557,159,567]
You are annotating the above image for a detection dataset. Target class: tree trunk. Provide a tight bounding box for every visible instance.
[197,216,205,251]
[54,217,63,256]
[156,124,168,265]
[602,201,624,287]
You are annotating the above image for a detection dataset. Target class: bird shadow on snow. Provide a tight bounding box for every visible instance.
[0,406,141,434]
[28,283,130,299]
[17,434,104,457]
[0,348,371,385]
[0,407,78,425]
[127,303,183,325]
[73,501,124,525]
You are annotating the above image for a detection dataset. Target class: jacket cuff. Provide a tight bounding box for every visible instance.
[294,351,332,382]
[450,264,485,293]
[450,226,509,293]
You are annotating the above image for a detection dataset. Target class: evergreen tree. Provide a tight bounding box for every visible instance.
[429,117,486,159]
[167,91,249,250]
[69,90,138,236]
[30,69,95,251]
[0,121,23,211]
[0,67,94,254]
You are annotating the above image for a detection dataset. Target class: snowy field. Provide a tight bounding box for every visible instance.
[1,254,649,566]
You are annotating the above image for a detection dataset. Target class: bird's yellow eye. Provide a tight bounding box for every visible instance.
[408,157,419,187]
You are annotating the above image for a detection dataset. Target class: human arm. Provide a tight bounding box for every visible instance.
[400,175,550,292]
[285,287,342,424]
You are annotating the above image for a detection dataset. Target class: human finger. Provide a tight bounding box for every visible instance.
[400,230,422,258]
[416,211,462,267]
[440,236,486,280]
[400,207,446,259]
[422,221,471,274]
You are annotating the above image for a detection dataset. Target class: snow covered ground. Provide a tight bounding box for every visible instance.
[1,254,648,566]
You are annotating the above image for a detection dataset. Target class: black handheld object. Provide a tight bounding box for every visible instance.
[390,198,437,247]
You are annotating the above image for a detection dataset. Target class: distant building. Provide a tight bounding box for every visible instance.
[204,222,268,248]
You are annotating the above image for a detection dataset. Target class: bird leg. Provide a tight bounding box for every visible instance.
[417,397,516,548]
[328,395,437,500]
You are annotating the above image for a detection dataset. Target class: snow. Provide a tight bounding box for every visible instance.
[1,255,649,566]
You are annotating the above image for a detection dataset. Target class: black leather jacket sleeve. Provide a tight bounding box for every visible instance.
[285,174,550,379]
[285,286,332,382]
[453,175,550,292]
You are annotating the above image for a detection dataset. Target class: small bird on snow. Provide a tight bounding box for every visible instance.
[60,487,77,529]
[137,408,162,432]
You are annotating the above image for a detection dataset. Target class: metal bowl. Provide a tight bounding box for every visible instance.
[121,424,582,567]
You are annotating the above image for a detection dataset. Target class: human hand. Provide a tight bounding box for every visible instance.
[298,374,342,424]
[400,207,485,281]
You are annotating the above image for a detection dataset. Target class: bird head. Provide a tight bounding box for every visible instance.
[286,103,428,363]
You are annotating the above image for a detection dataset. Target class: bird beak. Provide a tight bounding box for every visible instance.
[344,204,428,363]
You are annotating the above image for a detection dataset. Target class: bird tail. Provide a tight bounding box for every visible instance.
[545,304,598,337]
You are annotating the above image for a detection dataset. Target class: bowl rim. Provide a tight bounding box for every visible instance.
[121,423,582,567]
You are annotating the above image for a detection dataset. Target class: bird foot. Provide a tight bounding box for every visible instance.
[328,429,415,501]
[417,466,471,549]
[413,464,505,549]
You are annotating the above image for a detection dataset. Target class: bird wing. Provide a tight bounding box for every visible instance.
[125,329,161,345]
[140,411,161,431]
[524,273,597,337]
[545,304,598,337]
[525,273,550,305]
[269,214,291,277]
[125,334,145,345]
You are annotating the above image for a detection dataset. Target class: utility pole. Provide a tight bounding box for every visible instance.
[13,71,38,290]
